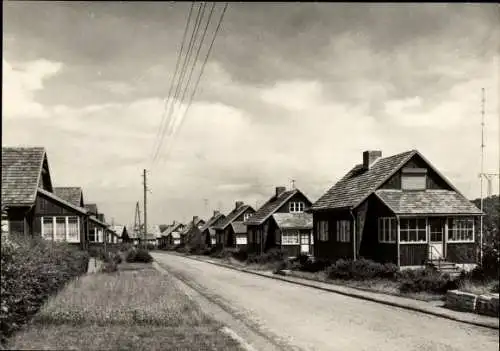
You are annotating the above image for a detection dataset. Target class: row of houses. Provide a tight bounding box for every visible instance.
[1,146,124,248]
[160,149,483,271]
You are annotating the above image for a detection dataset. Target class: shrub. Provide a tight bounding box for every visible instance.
[125,248,153,263]
[398,268,459,294]
[326,258,399,281]
[100,261,118,273]
[491,281,499,293]
[246,248,285,265]
[1,236,89,343]
[231,248,248,262]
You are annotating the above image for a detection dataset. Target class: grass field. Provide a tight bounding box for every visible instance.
[6,264,244,350]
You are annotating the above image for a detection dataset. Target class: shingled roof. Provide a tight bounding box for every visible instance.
[245,189,308,226]
[214,203,253,230]
[85,203,98,215]
[272,213,313,229]
[37,188,88,215]
[311,150,416,211]
[231,221,247,234]
[54,187,83,207]
[200,212,225,232]
[375,189,482,215]
[1,147,51,206]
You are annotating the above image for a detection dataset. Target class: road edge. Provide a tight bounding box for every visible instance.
[167,253,499,330]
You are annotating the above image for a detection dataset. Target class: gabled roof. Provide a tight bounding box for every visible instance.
[2,147,51,206]
[214,204,253,230]
[244,189,310,226]
[200,212,225,232]
[163,222,185,236]
[85,203,98,215]
[311,150,458,211]
[110,225,125,236]
[54,187,83,207]
[375,189,482,216]
[37,188,88,215]
[231,221,247,234]
[272,213,313,230]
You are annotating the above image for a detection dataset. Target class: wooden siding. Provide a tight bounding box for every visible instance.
[447,243,477,264]
[313,210,353,261]
[234,207,256,222]
[380,154,452,190]
[400,244,427,266]
[358,195,396,263]
[282,245,300,257]
[275,192,312,214]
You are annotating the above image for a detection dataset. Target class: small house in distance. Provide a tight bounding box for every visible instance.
[199,210,226,247]
[309,150,483,272]
[213,201,255,249]
[244,187,313,257]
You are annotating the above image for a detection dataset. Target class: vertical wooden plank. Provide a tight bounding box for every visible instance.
[396,217,401,268]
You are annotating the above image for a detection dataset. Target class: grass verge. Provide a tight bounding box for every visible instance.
[6,264,244,351]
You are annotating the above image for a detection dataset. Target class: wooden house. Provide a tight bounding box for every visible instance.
[309,150,483,271]
[161,221,185,247]
[180,216,205,245]
[199,210,226,247]
[244,187,313,257]
[1,147,100,249]
[213,201,255,249]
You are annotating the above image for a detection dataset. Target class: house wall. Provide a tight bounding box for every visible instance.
[6,207,28,237]
[358,195,398,264]
[447,243,477,264]
[275,192,312,213]
[380,154,453,190]
[400,244,427,266]
[234,207,256,221]
[313,209,352,261]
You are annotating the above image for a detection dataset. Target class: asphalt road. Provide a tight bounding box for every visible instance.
[152,252,499,351]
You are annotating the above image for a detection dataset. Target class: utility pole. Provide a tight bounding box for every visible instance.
[479,88,485,266]
[143,169,148,250]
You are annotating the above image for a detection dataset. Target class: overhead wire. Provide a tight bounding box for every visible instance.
[150,2,195,166]
[153,2,208,164]
[162,3,229,163]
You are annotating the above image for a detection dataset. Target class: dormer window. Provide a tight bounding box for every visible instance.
[289,201,305,213]
[401,168,427,191]
[243,213,252,221]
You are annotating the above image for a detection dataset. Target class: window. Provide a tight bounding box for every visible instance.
[282,230,299,245]
[317,221,329,241]
[289,202,305,213]
[1,216,8,237]
[300,233,310,245]
[42,217,54,240]
[243,213,252,221]
[54,217,66,241]
[378,217,397,243]
[401,169,427,191]
[336,220,351,242]
[448,218,474,242]
[67,217,79,242]
[236,234,247,245]
[400,218,426,243]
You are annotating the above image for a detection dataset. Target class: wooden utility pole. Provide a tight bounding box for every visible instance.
[479,88,485,265]
[143,169,148,250]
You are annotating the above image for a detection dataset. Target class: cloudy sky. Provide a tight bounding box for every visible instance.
[3,2,499,227]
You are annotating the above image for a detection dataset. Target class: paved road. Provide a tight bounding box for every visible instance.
[153,252,499,351]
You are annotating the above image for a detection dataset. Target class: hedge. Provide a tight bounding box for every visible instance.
[1,236,89,344]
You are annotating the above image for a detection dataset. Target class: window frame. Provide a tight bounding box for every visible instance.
[289,201,305,213]
[317,220,329,242]
[66,216,80,243]
[447,217,475,243]
[243,213,252,221]
[336,220,351,243]
[399,218,427,244]
[401,174,427,191]
[378,217,397,243]
[282,230,300,245]
[236,234,247,245]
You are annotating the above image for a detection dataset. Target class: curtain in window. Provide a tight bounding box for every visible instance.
[55,217,66,241]
[42,217,54,240]
[67,217,79,242]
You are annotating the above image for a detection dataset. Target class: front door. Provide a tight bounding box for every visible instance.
[428,218,445,260]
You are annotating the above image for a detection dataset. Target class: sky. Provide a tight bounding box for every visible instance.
[3,2,500,227]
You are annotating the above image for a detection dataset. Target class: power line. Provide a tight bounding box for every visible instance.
[153,2,208,164]
[162,3,229,163]
[150,2,195,166]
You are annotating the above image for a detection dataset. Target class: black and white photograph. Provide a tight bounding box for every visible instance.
[1,2,499,350]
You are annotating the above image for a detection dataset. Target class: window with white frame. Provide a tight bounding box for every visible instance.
[400,218,426,243]
[289,201,305,213]
[236,234,247,245]
[282,230,299,245]
[448,218,474,242]
[41,216,80,242]
[243,213,252,221]
[378,217,397,243]
[300,233,310,245]
[336,220,351,242]
[317,221,329,241]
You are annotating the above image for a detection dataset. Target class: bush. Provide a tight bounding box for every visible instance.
[326,258,399,281]
[100,261,118,273]
[1,236,89,343]
[246,248,286,265]
[125,248,153,263]
[398,268,459,294]
[231,248,248,262]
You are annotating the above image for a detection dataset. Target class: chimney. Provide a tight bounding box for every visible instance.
[235,201,244,209]
[363,150,382,170]
[213,210,220,217]
[192,216,199,224]
[275,186,287,197]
